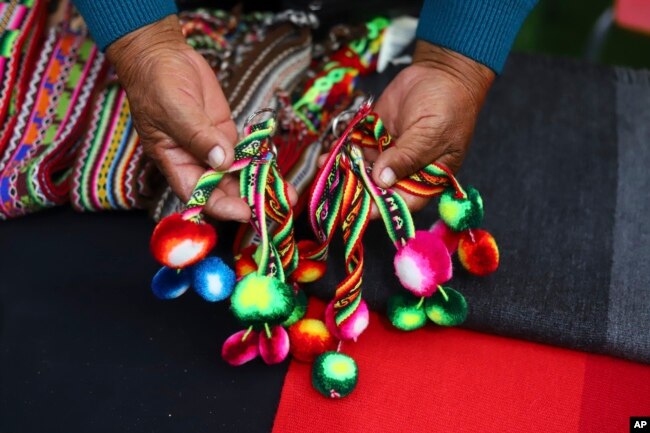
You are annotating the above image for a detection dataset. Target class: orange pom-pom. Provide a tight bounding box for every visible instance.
[288,318,336,363]
[234,244,258,279]
[291,240,326,283]
[150,213,216,268]
[458,229,499,276]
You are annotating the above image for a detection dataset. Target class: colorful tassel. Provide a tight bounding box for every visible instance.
[393,230,452,297]
[258,325,290,365]
[150,213,217,269]
[151,267,192,300]
[288,318,336,363]
[312,352,359,398]
[229,274,295,326]
[222,328,260,366]
[192,256,237,302]
[458,229,500,276]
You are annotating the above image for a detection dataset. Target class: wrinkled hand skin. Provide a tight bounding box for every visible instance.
[107,15,251,222]
[369,40,495,216]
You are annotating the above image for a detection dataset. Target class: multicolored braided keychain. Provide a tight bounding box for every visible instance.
[148,100,500,399]
[150,113,309,366]
[147,15,499,399]
[291,98,500,397]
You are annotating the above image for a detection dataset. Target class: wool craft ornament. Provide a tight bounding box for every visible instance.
[312,351,359,398]
[457,229,500,276]
[288,318,336,362]
[282,287,308,326]
[303,98,500,386]
[141,13,499,400]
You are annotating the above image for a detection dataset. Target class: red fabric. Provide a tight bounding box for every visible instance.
[616,0,650,34]
[273,300,650,433]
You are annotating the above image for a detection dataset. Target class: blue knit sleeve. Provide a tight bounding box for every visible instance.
[72,0,179,51]
[416,0,538,73]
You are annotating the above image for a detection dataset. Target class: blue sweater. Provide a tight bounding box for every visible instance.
[72,0,537,73]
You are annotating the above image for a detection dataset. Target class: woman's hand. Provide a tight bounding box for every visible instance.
[107,15,251,222]
[370,40,495,214]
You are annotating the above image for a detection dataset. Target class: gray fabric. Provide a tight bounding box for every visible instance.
[604,68,650,362]
[308,54,650,363]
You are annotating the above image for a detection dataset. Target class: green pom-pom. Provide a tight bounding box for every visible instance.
[387,293,427,331]
[438,186,484,232]
[424,287,468,326]
[282,289,308,327]
[230,274,295,326]
[312,352,358,398]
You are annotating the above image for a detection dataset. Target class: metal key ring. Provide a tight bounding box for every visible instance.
[331,110,356,139]
[243,107,277,129]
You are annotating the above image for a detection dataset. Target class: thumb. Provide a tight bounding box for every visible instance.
[165,107,237,171]
[371,129,442,188]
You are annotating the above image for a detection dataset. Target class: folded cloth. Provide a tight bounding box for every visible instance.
[0,17,107,218]
[308,54,650,364]
[274,299,650,433]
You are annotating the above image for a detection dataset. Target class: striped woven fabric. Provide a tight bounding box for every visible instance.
[70,82,159,212]
[0,0,46,155]
[0,17,107,218]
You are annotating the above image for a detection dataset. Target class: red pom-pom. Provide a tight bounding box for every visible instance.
[458,229,499,276]
[429,219,461,253]
[288,319,336,363]
[394,230,452,297]
[150,213,216,268]
[291,240,327,283]
[235,244,258,279]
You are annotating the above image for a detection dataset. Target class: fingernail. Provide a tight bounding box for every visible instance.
[379,167,396,187]
[207,146,225,168]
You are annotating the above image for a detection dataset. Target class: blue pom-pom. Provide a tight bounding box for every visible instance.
[151,266,192,300]
[192,256,236,302]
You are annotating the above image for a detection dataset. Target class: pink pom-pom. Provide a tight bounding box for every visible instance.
[259,325,290,365]
[429,219,461,253]
[394,230,452,297]
[324,299,369,342]
[222,329,259,366]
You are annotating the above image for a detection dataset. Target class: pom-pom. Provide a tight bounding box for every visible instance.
[429,219,461,253]
[291,240,327,283]
[150,213,216,268]
[386,293,427,331]
[151,266,192,300]
[394,231,452,297]
[230,274,295,326]
[282,289,308,327]
[234,245,258,279]
[458,229,500,276]
[222,329,259,366]
[288,318,336,363]
[192,256,236,302]
[424,287,468,326]
[312,352,358,398]
[438,186,484,232]
[259,325,290,365]
[324,299,369,342]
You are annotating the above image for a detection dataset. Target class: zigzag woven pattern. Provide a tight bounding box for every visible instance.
[0,20,106,218]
